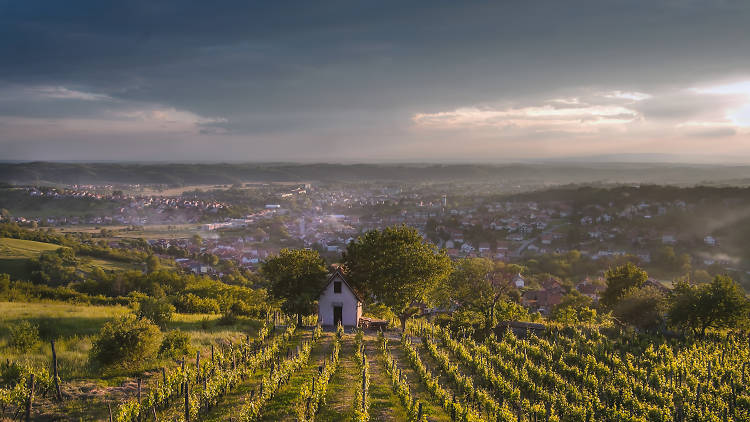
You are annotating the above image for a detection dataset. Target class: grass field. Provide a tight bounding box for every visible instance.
[0,301,261,376]
[0,237,144,280]
[0,300,266,420]
[57,223,207,240]
[0,237,64,279]
[0,237,64,257]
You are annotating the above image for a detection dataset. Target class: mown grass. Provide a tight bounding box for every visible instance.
[199,328,308,422]
[364,335,409,421]
[317,335,357,420]
[260,330,332,421]
[388,337,452,422]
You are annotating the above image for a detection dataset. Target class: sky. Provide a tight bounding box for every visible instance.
[1,0,750,163]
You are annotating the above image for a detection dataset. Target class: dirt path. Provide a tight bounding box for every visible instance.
[197,329,308,422]
[317,335,357,421]
[260,332,333,421]
[363,335,409,422]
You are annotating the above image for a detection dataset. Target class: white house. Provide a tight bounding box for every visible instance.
[318,269,363,327]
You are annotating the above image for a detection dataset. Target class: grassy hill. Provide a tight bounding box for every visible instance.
[0,237,63,279]
[0,237,140,279]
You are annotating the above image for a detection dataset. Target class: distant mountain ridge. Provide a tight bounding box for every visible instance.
[1,162,750,186]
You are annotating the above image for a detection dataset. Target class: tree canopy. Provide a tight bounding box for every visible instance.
[669,275,750,336]
[343,225,452,330]
[601,263,648,309]
[612,286,665,331]
[261,248,328,324]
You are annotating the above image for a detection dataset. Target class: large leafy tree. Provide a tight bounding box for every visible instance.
[600,262,648,309]
[262,248,328,325]
[440,258,523,330]
[343,225,452,331]
[612,286,665,331]
[669,275,750,336]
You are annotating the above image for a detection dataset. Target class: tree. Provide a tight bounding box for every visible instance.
[191,234,203,246]
[262,248,328,325]
[343,225,452,331]
[551,290,593,321]
[612,286,665,331]
[600,263,648,309]
[669,275,750,336]
[442,258,511,330]
[145,254,160,273]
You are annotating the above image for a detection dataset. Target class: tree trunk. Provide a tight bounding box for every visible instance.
[297,313,302,326]
[400,315,408,332]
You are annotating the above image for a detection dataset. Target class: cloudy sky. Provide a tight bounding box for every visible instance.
[1,0,750,162]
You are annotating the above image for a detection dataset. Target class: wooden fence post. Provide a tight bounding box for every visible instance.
[51,340,62,401]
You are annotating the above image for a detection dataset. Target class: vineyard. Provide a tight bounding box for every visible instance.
[2,316,749,422]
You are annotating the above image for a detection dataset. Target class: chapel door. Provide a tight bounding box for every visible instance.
[333,305,343,326]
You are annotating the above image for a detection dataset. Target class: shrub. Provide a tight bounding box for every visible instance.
[173,293,221,314]
[229,301,253,316]
[200,317,212,330]
[217,310,238,326]
[9,321,40,351]
[159,330,192,359]
[0,273,9,292]
[137,297,175,327]
[90,315,161,369]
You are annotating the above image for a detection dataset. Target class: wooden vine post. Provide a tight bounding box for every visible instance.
[51,340,63,401]
[361,359,366,411]
[24,373,35,422]
[184,380,190,422]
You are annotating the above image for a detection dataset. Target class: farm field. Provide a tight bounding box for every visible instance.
[2,299,749,421]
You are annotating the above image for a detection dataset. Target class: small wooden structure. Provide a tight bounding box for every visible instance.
[495,320,546,338]
[318,268,363,327]
[358,317,389,330]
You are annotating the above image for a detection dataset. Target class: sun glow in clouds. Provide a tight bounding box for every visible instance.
[691,80,750,127]
[412,93,642,132]
[602,91,652,102]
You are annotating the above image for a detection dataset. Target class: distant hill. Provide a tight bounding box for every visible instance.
[1,162,750,186]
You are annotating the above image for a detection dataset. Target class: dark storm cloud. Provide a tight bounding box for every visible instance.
[1,0,750,161]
